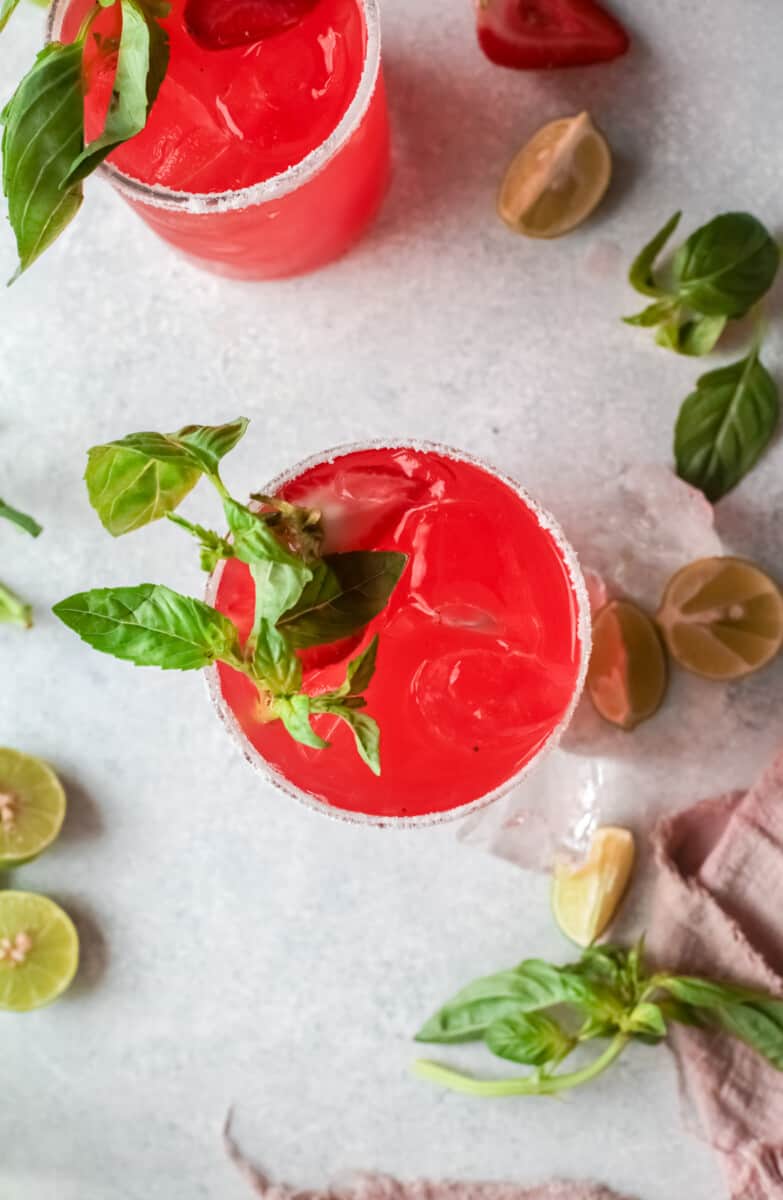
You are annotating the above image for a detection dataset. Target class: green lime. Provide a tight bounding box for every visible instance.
[657,556,783,680]
[552,827,636,947]
[0,748,66,867]
[0,891,79,1011]
[587,600,668,730]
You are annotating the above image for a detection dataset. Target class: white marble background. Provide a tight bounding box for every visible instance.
[2,2,783,1197]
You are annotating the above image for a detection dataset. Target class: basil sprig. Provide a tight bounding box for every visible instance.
[624,212,780,355]
[414,940,783,1097]
[53,418,407,774]
[1,0,169,280]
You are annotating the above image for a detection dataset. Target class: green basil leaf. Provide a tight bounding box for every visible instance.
[415,961,606,1045]
[174,417,248,476]
[674,348,779,502]
[672,212,780,318]
[86,433,203,534]
[622,299,678,328]
[628,211,681,297]
[320,635,379,701]
[0,0,21,33]
[663,977,783,1069]
[0,580,32,628]
[273,694,328,751]
[278,551,407,648]
[166,513,233,572]
[318,704,381,776]
[53,583,240,670]
[66,0,168,183]
[0,497,42,537]
[625,1001,666,1041]
[676,314,728,357]
[253,618,301,696]
[485,1012,573,1067]
[249,559,310,629]
[1,41,84,281]
[655,317,684,352]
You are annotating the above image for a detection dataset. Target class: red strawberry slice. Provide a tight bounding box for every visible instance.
[185,0,320,50]
[476,0,630,69]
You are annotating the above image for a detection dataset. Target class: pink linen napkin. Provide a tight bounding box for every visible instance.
[648,750,783,1200]
[225,1121,634,1200]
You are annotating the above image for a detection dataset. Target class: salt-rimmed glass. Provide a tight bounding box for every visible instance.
[204,441,592,827]
[46,0,389,278]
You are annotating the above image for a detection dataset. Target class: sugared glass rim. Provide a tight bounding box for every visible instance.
[203,440,593,829]
[45,0,381,214]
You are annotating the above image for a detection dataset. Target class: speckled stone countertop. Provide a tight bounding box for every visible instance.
[2,3,782,1198]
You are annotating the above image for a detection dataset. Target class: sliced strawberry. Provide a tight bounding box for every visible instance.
[185,0,320,51]
[476,0,630,69]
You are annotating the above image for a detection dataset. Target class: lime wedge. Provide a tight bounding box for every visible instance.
[0,891,79,1011]
[0,748,66,867]
[497,112,611,239]
[657,556,783,680]
[552,827,636,947]
[588,600,668,730]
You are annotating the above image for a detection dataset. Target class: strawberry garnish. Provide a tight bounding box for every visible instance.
[185,0,320,51]
[476,0,630,69]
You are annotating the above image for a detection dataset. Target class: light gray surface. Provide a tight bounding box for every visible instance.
[2,2,782,1198]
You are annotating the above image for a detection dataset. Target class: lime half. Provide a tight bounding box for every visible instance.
[0,748,66,867]
[587,600,668,730]
[0,891,79,1011]
[552,827,636,947]
[657,556,783,680]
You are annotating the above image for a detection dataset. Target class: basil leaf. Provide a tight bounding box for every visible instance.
[1,42,84,281]
[273,694,328,751]
[53,583,240,670]
[415,961,605,1044]
[0,0,21,33]
[318,705,380,776]
[250,558,310,629]
[0,497,42,537]
[166,513,233,572]
[663,977,783,1069]
[86,433,202,534]
[674,348,779,502]
[174,417,248,476]
[628,211,681,297]
[0,580,32,628]
[672,213,780,318]
[623,299,679,329]
[66,0,166,183]
[278,551,407,648]
[320,635,379,701]
[485,1012,573,1068]
[253,618,301,696]
[676,314,728,357]
[625,1002,666,1041]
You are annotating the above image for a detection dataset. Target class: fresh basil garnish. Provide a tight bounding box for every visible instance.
[278,551,407,648]
[674,344,779,502]
[0,581,32,628]
[0,0,21,33]
[485,1012,574,1067]
[0,497,42,537]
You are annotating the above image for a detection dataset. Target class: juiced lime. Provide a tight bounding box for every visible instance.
[552,827,636,947]
[588,600,668,730]
[0,748,66,867]
[0,892,79,1011]
[657,556,783,680]
[497,112,612,239]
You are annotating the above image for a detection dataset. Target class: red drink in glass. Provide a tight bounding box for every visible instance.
[207,445,590,824]
[49,0,389,277]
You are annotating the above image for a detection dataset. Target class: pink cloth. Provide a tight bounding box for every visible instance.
[649,750,783,1200]
[224,1120,634,1200]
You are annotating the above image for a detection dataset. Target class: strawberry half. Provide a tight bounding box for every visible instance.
[185,0,320,51]
[476,0,630,69]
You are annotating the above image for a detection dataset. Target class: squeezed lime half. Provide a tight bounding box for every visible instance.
[587,600,668,730]
[0,748,66,867]
[0,891,79,1011]
[657,556,783,680]
[552,827,636,947]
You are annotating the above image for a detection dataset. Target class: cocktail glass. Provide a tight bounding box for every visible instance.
[205,442,591,826]
[47,0,390,278]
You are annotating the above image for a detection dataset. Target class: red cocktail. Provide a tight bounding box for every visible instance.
[207,445,590,823]
[48,0,389,277]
